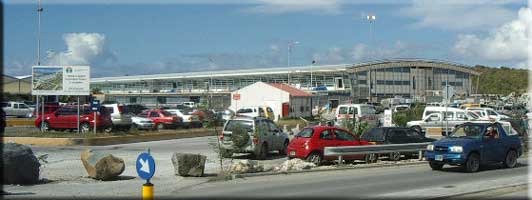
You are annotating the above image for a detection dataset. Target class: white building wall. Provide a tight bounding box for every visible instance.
[230,82,290,121]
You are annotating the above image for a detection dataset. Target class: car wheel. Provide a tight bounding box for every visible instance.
[80,123,91,133]
[389,152,401,161]
[256,143,268,160]
[280,140,289,155]
[41,121,51,132]
[412,126,422,133]
[103,126,113,133]
[306,152,323,166]
[465,153,480,173]
[156,123,164,130]
[429,161,444,170]
[365,153,378,163]
[503,150,517,168]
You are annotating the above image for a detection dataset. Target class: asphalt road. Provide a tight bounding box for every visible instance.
[2,136,530,199]
[173,158,529,199]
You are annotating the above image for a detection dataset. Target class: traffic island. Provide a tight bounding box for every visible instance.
[1,128,218,146]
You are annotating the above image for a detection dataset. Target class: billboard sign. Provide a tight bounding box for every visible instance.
[32,66,90,96]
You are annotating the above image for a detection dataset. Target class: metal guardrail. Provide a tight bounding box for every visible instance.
[324,142,432,163]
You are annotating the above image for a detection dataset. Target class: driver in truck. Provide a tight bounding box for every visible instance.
[486,127,499,139]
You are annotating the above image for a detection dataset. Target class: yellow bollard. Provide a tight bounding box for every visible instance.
[142,182,154,200]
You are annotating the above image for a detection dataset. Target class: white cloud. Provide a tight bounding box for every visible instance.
[46,33,117,66]
[400,0,518,31]
[453,7,530,63]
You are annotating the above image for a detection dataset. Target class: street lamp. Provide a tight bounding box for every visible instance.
[366,14,376,103]
[287,41,300,67]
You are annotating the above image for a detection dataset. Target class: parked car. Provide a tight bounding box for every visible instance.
[465,107,511,121]
[2,101,34,118]
[334,104,379,128]
[235,106,275,121]
[408,108,480,135]
[124,104,148,115]
[183,101,196,108]
[32,102,61,117]
[393,104,410,112]
[34,105,113,133]
[287,126,373,165]
[102,104,133,131]
[165,109,202,128]
[219,116,289,159]
[131,116,155,130]
[220,109,235,122]
[361,127,436,161]
[425,121,522,172]
[138,109,182,130]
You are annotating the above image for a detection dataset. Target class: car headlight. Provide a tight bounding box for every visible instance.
[426,144,434,151]
[449,146,463,153]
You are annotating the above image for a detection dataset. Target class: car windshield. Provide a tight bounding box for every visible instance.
[160,111,173,116]
[296,128,314,138]
[237,108,253,113]
[448,124,484,139]
[224,120,253,132]
[361,128,385,142]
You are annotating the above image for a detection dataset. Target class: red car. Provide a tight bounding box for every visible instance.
[138,109,182,130]
[34,105,113,133]
[287,126,373,165]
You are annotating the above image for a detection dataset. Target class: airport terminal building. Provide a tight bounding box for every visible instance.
[91,59,480,108]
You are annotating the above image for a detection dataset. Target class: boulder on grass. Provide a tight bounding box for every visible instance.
[229,159,264,174]
[2,143,41,185]
[171,153,206,177]
[80,149,125,180]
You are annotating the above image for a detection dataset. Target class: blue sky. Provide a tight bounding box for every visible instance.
[4,0,530,77]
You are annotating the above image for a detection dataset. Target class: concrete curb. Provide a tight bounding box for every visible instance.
[233,160,427,179]
[427,182,528,200]
[1,128,217,146]
[6,119,34,127]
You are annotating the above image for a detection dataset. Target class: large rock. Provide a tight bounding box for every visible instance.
[274,158,316,172]
[229,160,264,174]
[2,143,41,185]
[80,149,125,180]
[171,153,206,177]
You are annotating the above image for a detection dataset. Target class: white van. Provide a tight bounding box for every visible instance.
[334,104,379,127]
[236,106,274,121]
[422,106,478,121]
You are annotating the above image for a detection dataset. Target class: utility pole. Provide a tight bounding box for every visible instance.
[36,0,44,131]
[366,14,376,103]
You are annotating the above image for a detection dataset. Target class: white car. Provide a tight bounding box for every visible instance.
[1,101,34,118]
[165,109,202,128]
[102,103,133,131]
[465,107,510,120]
[131,116,155,130]
[334,104,379,128]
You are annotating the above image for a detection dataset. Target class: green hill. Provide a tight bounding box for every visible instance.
[472,65,529,95]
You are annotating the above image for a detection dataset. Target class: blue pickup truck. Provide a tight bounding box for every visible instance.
[425,122,522,172]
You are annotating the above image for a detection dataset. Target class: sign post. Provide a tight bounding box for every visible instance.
[136,150,156,200]
[90,100,100,135]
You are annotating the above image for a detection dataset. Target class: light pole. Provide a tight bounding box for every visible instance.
[366,14,376,103]
[287,41,300,67]
[36,0,44,131]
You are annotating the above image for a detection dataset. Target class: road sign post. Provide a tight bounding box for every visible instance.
[136,151,156,200]
[91,100,100,135]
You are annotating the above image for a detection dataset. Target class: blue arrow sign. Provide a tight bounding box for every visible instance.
[136,152,156,180]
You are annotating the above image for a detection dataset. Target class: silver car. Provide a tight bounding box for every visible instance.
[131,116,155,130]
[219,116,289,159]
